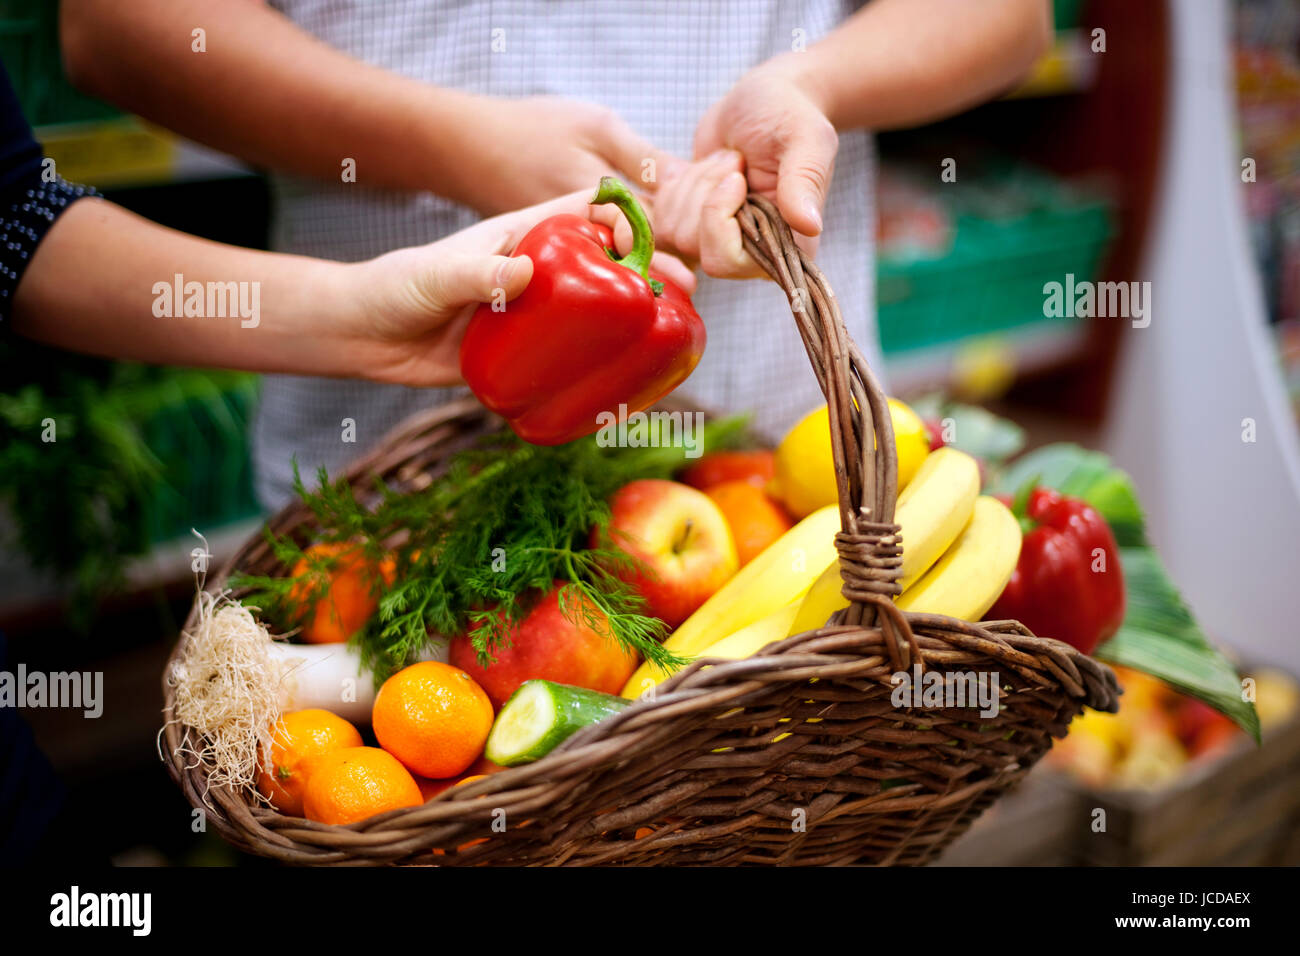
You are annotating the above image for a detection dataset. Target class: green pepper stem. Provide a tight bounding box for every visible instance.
[1011,473,1041,536]
[591,177,663,296]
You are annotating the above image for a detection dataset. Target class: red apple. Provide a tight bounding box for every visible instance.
[448,584,638,709]
[679,450,775,491]
[594,478,739,628]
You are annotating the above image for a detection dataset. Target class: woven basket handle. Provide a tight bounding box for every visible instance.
[736,195,920,671]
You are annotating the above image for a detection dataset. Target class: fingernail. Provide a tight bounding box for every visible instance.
[495,257,519,287]
[802,198,823,232]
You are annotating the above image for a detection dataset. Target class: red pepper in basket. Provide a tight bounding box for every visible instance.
[459,178,705,445]
[986,485,1125,655]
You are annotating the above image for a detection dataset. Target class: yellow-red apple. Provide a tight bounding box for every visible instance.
[594,479,739,627]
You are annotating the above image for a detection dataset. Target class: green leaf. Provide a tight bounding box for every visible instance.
[1096,548,1260,742]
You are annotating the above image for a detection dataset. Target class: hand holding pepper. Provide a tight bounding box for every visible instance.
[986,485,1126,655]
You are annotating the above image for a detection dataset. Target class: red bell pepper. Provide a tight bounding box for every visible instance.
[986,485,1126,655]
[459,178,705,445]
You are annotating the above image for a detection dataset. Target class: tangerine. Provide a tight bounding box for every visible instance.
[373,662,494,779]
[288,542,395,644]
[256,708,363,817]
[301,746,422,825]
[705,480,794,566]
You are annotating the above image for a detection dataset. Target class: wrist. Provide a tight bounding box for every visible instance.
[758,51,838,126]
[287,258,373,378]
[412,87,492,209]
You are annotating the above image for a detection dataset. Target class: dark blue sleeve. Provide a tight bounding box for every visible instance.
[0,57,97,323]
[0,58,84,861]
[0,632,67,865]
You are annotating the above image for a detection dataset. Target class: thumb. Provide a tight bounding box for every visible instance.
[430,253,534,312]
[776,120,837,238]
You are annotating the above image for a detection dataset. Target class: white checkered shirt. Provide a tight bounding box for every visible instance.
[258,0,877,508]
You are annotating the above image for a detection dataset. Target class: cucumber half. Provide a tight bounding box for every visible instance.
[485,680,630,767]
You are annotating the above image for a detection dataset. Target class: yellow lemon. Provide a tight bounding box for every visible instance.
[771,398,930,518]
[952,337,1016,401]
[889,399,930,489]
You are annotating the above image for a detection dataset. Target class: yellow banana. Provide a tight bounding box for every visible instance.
[896,495,1021,620]
[787,559,843,634]
[628,603,802,695]
[621,504,840,697]
[698,602,799,661]
[894,446,980,589]
[782,446,981,633]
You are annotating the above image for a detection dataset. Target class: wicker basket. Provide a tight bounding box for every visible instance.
[162,196,1119,865]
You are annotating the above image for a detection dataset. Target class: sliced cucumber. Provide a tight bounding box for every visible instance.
[485,680,630,766]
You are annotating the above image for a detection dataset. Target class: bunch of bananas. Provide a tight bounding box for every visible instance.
[621,400,1022,697]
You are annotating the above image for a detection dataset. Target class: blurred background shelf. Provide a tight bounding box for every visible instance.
[875,154,1115,394]
[1233,0,1300,429]
[36,118,252,188]
[877,0,1168,421]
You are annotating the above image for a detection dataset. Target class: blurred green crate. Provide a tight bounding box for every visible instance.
[1053,0,1086,31]
[876,168,1113,357]
[132,371,261,544]
[0,13,37,118]
[0,1,121,127]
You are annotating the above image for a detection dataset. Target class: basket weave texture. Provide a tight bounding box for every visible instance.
[162,195,1119,865]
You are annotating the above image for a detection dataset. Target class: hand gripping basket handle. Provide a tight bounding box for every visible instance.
[736,195,920,673]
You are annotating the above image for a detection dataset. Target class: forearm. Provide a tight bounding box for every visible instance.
[10,198,364,377]
[788,0,1053,130]
[60,0,477,201]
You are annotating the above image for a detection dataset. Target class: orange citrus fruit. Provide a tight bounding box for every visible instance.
[301,746,422,825]
[372,661,495,779]
[679,450,775,491]
[705,480,795,566]
[288,542,396,644]
[416,772,488,802]
[257,708,363,817]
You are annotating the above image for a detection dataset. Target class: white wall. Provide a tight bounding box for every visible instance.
[1102,0,1300,669]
